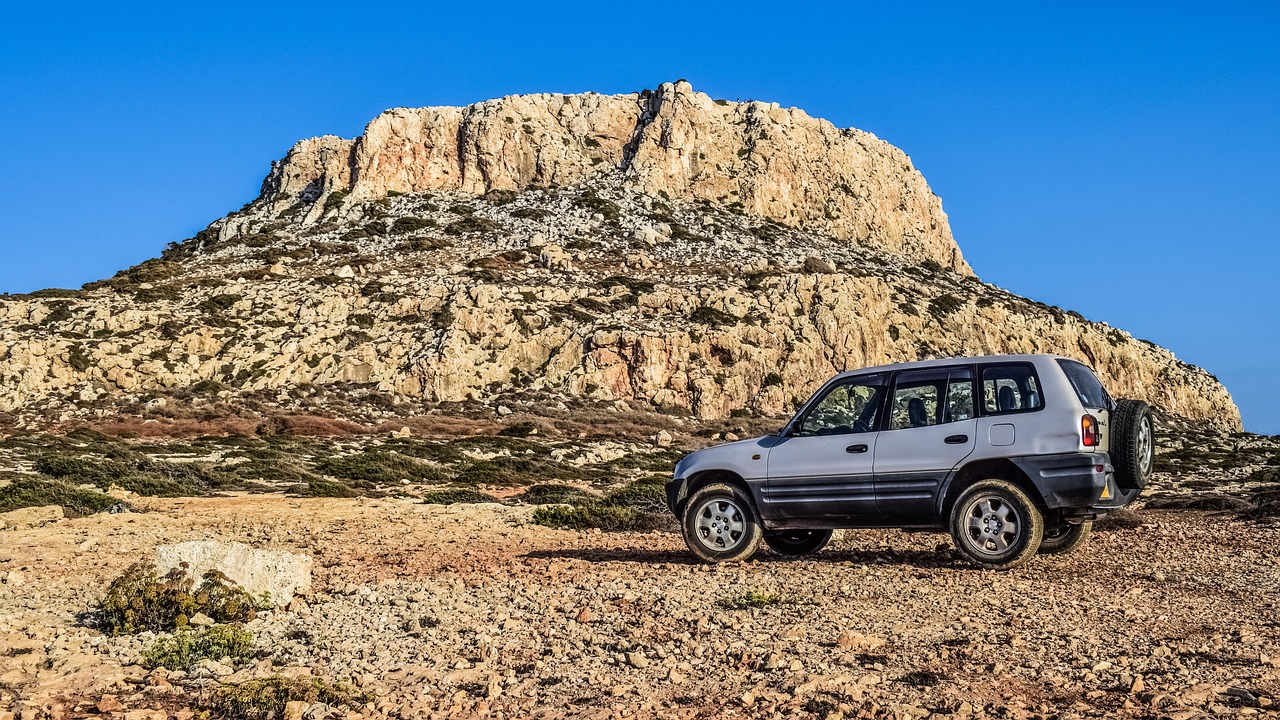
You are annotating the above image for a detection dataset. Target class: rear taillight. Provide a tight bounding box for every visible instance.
[1081,414,1100,447]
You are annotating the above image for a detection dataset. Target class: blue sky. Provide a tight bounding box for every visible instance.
[1,2,1276,432]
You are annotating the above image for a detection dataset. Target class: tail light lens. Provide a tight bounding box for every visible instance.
[1081,414,1100,447]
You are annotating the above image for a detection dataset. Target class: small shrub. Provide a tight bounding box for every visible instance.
[0,476,117,516]
[199,294,243,315]
[322,189,350,213]
[762,372,784,387]
[484,189,518,205]
[141,624,255,670]
[390,217,436,234]
[444,216,497,236]
[98,564,257,635]
[689,306,737,326]
[577,190,620,221]
[927,294,964,319]
[719,589,784,610]
[420,488,501,505]
[497,421,538,437]
[68,345,93,372]
[510,207,547,220]
[301,477,360,498]
[604,479,667,512]
[205,676,367,720]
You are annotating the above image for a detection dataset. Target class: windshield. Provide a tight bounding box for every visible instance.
[1057,359,1110,409]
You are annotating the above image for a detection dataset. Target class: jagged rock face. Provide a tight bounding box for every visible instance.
[260,81,969,274]
[0,179,1241,432]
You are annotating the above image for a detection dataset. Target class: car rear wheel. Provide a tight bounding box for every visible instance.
[1038,521,1091,554]
[681,483,763,563]
[1111,399,1154,490]
[949,479,1044,570]
[763,529,833,557]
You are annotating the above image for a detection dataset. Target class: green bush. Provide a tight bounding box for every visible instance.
[142,624,255,670]
[605,479,667,512]
[577,190,620,221]
[301,478,361,498]
[316,451,447,485]
[205,676,367,720]
[516,483,595,505]
[532,502,649,531]
[420,488,501,505]
[0,476,117,516]
[99,564,257,636]
[34,453,215,497]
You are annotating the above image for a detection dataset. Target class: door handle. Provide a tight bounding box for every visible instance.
[845,444,868,454]
[945,434,969,445]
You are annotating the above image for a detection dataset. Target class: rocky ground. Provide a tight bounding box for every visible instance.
[1,417,1278,720]
[1,495,1278,720]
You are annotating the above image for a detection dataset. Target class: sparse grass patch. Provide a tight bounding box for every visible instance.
[98,564,257,635]
[719,589,785,610]
[927,294,963,319]
[141,624,255,670]
[577,189,620,221]
[205,676,368,720]
[390,217,436,234]
[689,306,737,326]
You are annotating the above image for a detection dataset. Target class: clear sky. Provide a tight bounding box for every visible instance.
[1,2,1276,433]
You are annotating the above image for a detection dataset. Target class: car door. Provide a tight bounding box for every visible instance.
[873,367,978,518]
[763,373,887,520]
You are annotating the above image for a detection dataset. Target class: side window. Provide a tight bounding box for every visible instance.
[797,374,886,436]
[981,364,1044,415]
[889,369,947,430]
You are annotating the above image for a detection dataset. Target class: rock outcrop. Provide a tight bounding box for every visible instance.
[260,81,968,274]
[0,83,1241,432]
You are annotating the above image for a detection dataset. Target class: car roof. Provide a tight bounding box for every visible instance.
[830,353,1075,381]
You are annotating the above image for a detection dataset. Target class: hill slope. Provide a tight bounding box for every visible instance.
[0,81,1240,432]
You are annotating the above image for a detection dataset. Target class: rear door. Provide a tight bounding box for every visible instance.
[873,367,977,518]
[764,373,888,520]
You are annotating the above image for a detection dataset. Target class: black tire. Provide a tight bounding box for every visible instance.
[949,479,1044,570]
[1111,400,1154,490]
[763,529,834,557]
[681,483,763,563]
[1038,521,1092,554]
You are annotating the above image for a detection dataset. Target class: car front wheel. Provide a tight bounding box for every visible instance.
[949,479,1044,570]
[681,483,763,563]
[763,529,833,557]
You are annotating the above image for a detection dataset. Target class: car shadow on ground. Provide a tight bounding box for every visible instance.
[521,547,966,569]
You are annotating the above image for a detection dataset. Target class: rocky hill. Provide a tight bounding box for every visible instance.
[0,81,1240,432]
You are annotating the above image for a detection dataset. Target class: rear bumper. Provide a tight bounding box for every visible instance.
[1010,452,1125,510]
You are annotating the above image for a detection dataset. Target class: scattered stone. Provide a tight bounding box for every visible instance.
[155,540,312,607]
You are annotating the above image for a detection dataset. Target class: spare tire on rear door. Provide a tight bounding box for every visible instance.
[1111,399,1154,490]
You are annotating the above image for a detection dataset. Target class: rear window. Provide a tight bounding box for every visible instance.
[980,364,1044,415]
[1057,359,1110,409]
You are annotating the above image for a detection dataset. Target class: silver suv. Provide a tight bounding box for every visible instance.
[665,354,1154,569]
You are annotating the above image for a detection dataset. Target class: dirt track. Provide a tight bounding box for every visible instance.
[1,496,1278,719]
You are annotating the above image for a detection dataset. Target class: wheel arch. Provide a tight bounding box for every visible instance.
[673,469,751,516]
[939,458,1043,519]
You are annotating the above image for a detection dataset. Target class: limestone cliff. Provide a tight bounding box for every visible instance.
[0,83,1241,432]
[259,81,968,274]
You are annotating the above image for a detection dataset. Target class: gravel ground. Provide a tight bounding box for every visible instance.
[1,495,1278,720]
